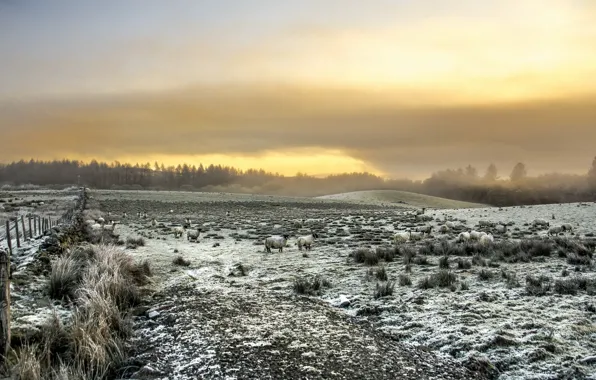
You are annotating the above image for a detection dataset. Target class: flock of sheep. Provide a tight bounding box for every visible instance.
[85,206,577,256]
[392,213,575,247]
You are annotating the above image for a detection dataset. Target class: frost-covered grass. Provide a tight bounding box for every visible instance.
[91,191,596,379]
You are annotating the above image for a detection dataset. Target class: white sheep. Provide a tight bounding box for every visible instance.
[151,218,157,228]
[416,225,433,235]
[495,224,507,234]
[102,222,116,232]
[479,233,494,245]
[469,230,483,240]
[187,228,201,242]
[561,223,573,233]
[457,232,471,242]
[172,226,185,238]
[548,225,563,236]
[297,233,319,251]
[393,231,411,244]
[532,219,550,228]
[264,235,290,253]
[97,217,105,225]
[409,231,424,241]
[445,221,456,229]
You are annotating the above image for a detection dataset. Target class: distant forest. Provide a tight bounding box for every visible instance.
[1,158,596,207]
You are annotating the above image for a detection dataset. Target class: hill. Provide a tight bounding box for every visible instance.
[315,190,487,209]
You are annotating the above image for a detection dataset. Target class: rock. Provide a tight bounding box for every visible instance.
[132,306,151,316]
[131,364,164,378]
[579,356,596,364]
[147,310,160,319]
[330,295,351,308]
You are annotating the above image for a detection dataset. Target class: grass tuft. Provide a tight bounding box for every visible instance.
[172,255,191,267]
[374,281,395,299]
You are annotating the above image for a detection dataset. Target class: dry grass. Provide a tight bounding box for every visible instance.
[16,244,151,379]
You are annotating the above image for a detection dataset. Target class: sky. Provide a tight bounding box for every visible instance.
[1,0,596,179]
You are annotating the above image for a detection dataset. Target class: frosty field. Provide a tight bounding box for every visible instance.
[85,189,596,379]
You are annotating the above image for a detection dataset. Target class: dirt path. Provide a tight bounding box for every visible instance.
[126,279,487,380]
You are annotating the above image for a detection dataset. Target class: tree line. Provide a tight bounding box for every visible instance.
[1,158,596,207]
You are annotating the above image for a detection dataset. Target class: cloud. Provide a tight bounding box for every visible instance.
[1,86,595,178]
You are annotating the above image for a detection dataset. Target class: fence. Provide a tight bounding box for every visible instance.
[0,188,85,365]
[0,188,86,255]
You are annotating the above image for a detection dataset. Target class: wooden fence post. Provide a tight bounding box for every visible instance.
[28,216,32,240]
[36,217,41,237]
[0,249,11,364]
[20,216,26,242]
[4,222,11,257]
[14,220,20,248]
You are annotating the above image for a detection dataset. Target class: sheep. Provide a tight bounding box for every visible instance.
[479,233,494,245]
[416,208,427,215]
[393,231,411,244]
[478,220,495,228]
[297,233,319,251]
[172,226,185,238]
[409,231,424,241]
[187,228,201,242]
[123,212,127,218]
[264,235,290,253]
[457,232,471,242]
[445,221,456,229]
[494,224,508,234]
[532,219,550,228]
[416,214,433,222]
[416,225,433,235]
[438,224,450,234]
[151,218,157,228]
[469,230,483,240]
[97,217,105,225]
[548,225,563,236]
[183,218,191,229]
[102,222,116,233]
[84,219,95,226]
[561,223,573,233]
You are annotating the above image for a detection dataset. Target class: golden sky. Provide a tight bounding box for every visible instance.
[1,0,596,178]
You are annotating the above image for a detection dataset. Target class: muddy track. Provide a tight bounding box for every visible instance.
[125,280,488,379]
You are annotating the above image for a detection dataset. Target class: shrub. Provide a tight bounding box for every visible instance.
[439,256,449,269]
[352,248,371,264]
[376,246,396,262]
[526,275,552,296]
[173,255,191,267]
[398,274,412,286]
[364,250,380,266]
[374,281,395,299]
[293,275,331,296]
[460,281,470,291]
[376,266,388,281]
[412,256,429,265]
[125,236,145,249]
[567,253,592,266]
[418,270,457,289]
[457,258,472,270]
[478,269,495,281]
[48,254,85,301]
[554,278,579,295]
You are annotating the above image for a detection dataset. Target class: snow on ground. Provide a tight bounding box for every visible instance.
[94,190,596,379]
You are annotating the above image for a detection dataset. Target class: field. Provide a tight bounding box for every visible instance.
[82,189,596,379]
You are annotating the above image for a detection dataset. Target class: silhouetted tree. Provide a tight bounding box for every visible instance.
[510,162,527,182]
[465,165,478,179]
[484,163,498,181]
[588,156,596,188]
